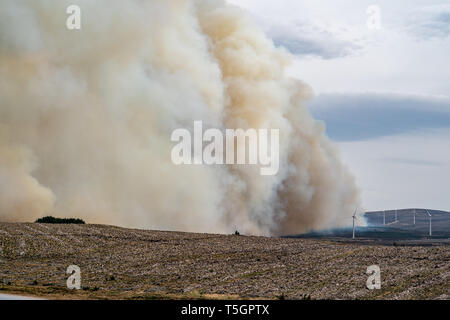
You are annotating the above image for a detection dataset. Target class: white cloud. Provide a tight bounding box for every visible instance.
[267,20,363,59]
[228,0,450,96]
[227,0,369,59]
[403,4,450,40]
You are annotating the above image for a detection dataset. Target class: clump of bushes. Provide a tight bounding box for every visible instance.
[35,216,85,224]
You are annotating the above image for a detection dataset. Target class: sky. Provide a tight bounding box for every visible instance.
[228,0,450,212]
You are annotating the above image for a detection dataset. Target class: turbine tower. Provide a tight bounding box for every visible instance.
[395,209,398,222]
[413,208,416,225]
[427,209,432,236]
[352,208,358,239]
[383,210,386,225]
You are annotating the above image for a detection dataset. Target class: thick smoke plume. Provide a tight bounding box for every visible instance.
[0,0,361,235]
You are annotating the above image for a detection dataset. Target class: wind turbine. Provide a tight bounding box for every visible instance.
[383,210,386,225]
[395,209,398,222]
[413,208,416,225]
[427,209,432,236]
[352,208,358,239]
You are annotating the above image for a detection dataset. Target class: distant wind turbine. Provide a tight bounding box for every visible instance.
[352,208,358,239]
[427,209,432,236]
[413,208,416,225]
[383,210,386,225]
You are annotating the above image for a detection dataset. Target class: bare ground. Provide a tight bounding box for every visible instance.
[0,223,448,300]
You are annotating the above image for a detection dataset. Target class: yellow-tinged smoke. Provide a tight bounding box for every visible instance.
[0,0,362,235]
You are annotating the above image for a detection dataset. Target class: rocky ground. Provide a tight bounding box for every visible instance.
[0,222,448,300]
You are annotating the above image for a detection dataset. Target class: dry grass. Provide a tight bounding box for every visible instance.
[0,223,448,300]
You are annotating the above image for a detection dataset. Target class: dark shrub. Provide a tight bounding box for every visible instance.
[35,216,85,224]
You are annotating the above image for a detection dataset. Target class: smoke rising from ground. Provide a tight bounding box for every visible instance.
[0,0,362,235]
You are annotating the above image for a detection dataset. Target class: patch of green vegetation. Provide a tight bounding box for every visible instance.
[35,216,85,224]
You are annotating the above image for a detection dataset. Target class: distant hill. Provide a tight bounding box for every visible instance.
[364,209,450,239]
[290,209,450,241]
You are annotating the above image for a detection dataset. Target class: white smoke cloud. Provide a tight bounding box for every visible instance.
[0,0,362,235]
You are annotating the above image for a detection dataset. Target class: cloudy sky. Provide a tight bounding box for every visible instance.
[228,0,450,212]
